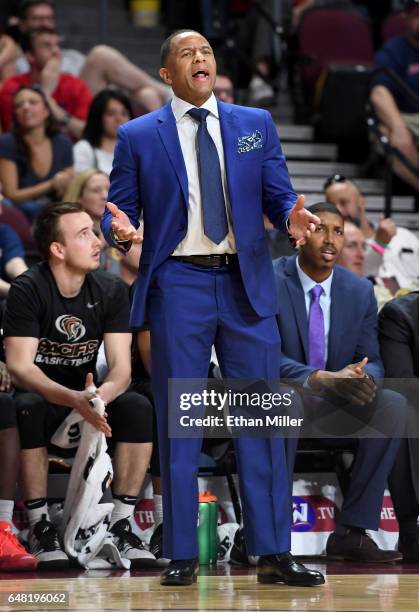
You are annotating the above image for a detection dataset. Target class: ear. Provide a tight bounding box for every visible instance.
[159,67,172,86]
[50,241,65,260]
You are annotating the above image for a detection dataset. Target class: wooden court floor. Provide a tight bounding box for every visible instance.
[0,561,418,612]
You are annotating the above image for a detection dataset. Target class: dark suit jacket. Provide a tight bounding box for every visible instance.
[273,255,384,380]
[379,292,419,377]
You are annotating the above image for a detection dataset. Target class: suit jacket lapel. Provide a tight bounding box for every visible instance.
[218,101,239,209]
[157,103,189,206]
[284,256,309,361]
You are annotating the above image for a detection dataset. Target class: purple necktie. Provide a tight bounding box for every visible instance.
[308,285,325,370]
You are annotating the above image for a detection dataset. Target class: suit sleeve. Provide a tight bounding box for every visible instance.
[353,286,384,379]
[280,354,316,382]
[379,301,415,378]
[261,111,297,234]
[101,123,141,248]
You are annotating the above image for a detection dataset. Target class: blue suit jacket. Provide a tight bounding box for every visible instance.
[101,100,297,326]
[272,256,384,381]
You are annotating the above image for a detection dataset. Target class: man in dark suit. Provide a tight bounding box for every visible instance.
[379,292,419,562]
[101,30,324,586]
[273,202,406,562]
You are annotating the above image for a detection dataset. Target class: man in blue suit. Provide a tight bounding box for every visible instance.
[273,202,406,562]
[101,29,324,586]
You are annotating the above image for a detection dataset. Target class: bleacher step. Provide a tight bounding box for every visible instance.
[282,142,338,161]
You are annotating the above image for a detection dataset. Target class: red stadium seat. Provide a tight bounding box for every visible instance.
[297,8,374,107]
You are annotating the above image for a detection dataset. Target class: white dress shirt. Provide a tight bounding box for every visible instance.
[171,93,236,255]
[296,256,333,364]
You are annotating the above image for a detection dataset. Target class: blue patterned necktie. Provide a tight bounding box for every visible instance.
[187,108,228,244]
[308,285,325,370]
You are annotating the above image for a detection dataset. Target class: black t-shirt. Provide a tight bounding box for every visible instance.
[3,262,130,390]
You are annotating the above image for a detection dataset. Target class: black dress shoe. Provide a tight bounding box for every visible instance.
[160,558,199,586]
[257,553,325,586]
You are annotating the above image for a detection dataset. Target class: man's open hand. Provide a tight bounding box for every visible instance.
[107,202,142,244]
[288,195,320,246]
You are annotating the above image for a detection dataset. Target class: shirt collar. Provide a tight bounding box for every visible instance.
[171,92,219,122]
[295,256,333,298]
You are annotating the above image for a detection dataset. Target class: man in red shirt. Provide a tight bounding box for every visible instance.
[0,27,92,139]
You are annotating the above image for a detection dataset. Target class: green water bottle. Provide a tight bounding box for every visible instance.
[198,491,219,565]
[198,491,212,565]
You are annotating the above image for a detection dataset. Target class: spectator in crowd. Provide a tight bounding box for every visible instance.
[3,201,155,569]
[379,291,419,562]
[73,88,133,175]
[0,27,92,139]
[371,0,419,191]
[273,202,406,562]
[324,176,419,290]
[336,219,393,308]
[0,222,27,299]
[0,85,73,220]
[213,73,234,104]
[64,170,141,285]
[0,27,18,84]
[14,0,171,112]
[0,391,38,571]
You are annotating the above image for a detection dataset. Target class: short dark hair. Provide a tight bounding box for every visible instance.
[82,87,133,148]
[307,201,344,220]
[160,29,200,66]
[33,201,84,261]
[21,26,58,53]
[19,0,54,19]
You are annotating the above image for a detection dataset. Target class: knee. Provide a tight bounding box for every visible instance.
[15,393,49,448]
[85,44,113,66]
[110,391,154,442]
[375,389,408,431]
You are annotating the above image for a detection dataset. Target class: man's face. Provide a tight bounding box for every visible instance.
[405,7,419,45]
[27,33,61,70]
[159,31,216,106]
[324,181,362,221]
[54,212,101,273]
[20,3,55,32]
[337,223,366,276]
[299,211,345,275]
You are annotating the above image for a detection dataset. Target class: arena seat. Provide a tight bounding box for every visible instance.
[297,8,374,108]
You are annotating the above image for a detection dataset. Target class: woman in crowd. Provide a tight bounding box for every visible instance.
[73,88,133,175]
[64,169,141,284]
[0,86,73,220]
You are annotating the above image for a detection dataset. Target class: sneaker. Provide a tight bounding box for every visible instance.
[229,527,249,566]
[326,530,402,563]
[28,517,69,569]
[0,521,38,572]
[248,76,275,106]
[149,523,170,567]
[110,519,156,568]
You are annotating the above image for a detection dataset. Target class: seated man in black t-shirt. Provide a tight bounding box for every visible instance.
[3,201,155,570]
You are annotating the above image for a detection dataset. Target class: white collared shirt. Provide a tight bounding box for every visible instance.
[171,93,236,255]
[296,256,333,364]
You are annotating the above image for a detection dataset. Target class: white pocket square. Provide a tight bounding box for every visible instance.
[238,130,263,154]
